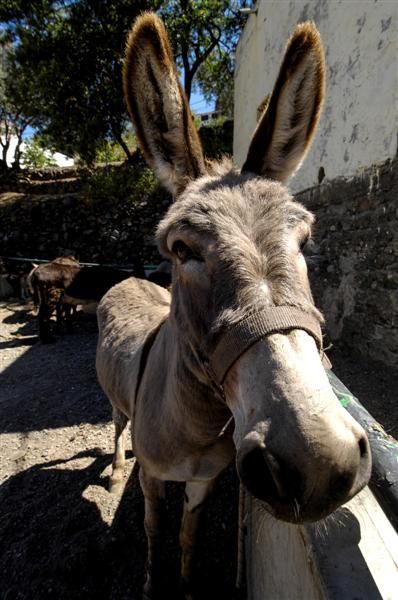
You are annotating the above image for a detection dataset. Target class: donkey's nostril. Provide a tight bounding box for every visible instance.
[239,447,279,501]
[358,435,369,459]
[238,447,302,504]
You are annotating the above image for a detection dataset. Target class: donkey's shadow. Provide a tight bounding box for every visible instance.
[0,449,146,600]
[0,449,244,600]
[111,461,245,600]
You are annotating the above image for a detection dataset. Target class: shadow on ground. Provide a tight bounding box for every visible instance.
[0,448,244,600]
[0,308,107,434]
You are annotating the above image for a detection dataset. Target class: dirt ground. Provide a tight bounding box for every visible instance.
[0,301,244,600]
[1,300,397,600]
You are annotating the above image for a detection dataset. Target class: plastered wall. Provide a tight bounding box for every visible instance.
[234,0,397,193]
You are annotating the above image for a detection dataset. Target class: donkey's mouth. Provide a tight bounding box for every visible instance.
[236,442,370,524]
[254,497,350,525]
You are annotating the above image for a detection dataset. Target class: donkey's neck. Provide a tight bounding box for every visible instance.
[139,316,232,445]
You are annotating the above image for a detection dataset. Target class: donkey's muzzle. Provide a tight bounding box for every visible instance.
[236,429,371,523]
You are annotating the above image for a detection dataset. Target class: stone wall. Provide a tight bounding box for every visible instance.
[298,158,398,367]
[0,187,171,271]
[0,119,233,271]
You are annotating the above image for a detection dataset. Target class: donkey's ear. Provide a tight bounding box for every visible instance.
[123,12,205,195]
[242,22,325,182]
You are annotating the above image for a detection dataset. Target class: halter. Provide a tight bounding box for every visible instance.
[202,305,331,400]
[134,306,331,419]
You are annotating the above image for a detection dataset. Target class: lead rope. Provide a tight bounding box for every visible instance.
[236,482,247,589]
[202,351,246,589]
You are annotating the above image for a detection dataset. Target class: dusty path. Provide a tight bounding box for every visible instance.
[0,302,243,600]
[1,301,397,600]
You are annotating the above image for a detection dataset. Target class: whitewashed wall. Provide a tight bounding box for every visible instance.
[1,132,20,167]
[234,0,398,193]
[1,130,74,168]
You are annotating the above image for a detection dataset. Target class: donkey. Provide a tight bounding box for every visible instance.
[96,13,371,598]
[29,256,81,342]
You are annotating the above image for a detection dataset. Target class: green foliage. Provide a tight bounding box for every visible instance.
[22,137,57,169]
[94,131,137,164]
[82,159,166,207]
[160,0,247,102]
[197,49,235,116]
[0,1,247,164]
[199,118,233,159]
[93,141,126,165]
[205,114,229,128]
[0,44,33,169]
[0,0,158,164]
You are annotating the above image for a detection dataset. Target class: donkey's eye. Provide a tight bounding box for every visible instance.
[300,236,316,255]
[171,240,201,262]
[299,236,310,252]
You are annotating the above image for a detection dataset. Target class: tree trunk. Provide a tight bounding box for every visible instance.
[0,158,9,175]
[113,130,132,161]
[13,136,23,170]
[184,73,193,102]
[1,140,10,167]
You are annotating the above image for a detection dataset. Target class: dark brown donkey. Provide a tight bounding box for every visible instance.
[96,13,371,598]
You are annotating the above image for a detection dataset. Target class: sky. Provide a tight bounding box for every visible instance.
[189,90,214,116]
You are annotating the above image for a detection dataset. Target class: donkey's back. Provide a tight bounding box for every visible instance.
[96,277,170,418]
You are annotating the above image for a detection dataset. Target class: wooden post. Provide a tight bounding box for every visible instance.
[246,487,398,599]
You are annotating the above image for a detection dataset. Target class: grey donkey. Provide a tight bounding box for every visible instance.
[96,12,371,599]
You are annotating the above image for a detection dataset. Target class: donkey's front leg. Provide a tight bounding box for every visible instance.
[139,468,166,599]
[109,407,128,493]
[180,479,217,599]
[38,297,54,343]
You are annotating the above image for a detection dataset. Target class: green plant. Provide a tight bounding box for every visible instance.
[22,138,57,169]
[94,131,137,164]
[82,159,168,207]
[0,1,158,163]
[199,118,233,159]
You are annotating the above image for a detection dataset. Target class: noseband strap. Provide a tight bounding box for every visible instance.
[207,306,330,387]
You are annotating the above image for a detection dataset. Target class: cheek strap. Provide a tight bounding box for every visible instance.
[205,306,331,388]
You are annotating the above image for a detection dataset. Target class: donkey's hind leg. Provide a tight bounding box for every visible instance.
[109,406,129,493]
[180,478,217,598]
[139,468,166,599]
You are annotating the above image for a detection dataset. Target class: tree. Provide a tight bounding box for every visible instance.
[94,128,137,164]
[160,0,247,103]
[0,0,159,164]
[196,48,235,117]
[0,45,33,170]
[0,1,247,163]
